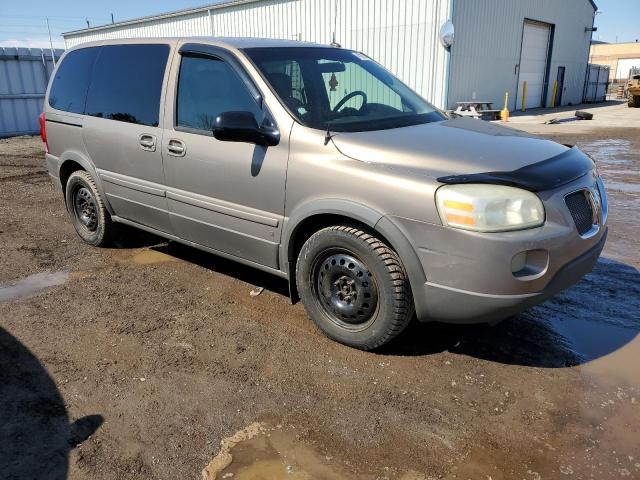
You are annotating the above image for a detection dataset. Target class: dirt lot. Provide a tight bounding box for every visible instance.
[1,105,639,480]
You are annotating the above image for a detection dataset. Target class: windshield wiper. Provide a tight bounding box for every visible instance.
[324,121,337,146]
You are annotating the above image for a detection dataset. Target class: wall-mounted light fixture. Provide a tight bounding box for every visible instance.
[440,20,455,49]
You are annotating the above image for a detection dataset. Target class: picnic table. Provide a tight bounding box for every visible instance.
[454,101,501,120]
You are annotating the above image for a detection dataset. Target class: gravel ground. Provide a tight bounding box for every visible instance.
[0,120,638,480]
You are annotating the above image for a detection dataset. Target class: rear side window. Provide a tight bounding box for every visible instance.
[48,47,98,114]
[176,55,262,131]
[85,44,169,127]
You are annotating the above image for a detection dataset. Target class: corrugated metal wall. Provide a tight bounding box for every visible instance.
[0,48,63,138]
[583,64,609,103]
[448,0,595,110]
[63,0,452,108]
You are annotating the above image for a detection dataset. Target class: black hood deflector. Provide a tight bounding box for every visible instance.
[437,147,594,192]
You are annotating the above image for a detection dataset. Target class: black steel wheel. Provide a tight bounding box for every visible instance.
[72,186,99,232]
[296,225,414,350]
[65,170,116,246]
[312,250,379,330]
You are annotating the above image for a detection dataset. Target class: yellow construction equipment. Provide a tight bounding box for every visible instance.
[627,72,640,107]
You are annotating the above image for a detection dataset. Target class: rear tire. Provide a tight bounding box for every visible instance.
[628,94,640,108]
[296,225,414,350]
[65,170,116,246]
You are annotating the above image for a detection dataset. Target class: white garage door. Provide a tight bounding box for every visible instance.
[517,21,551,109]
[616,58,640,79]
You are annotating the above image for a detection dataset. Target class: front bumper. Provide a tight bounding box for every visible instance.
[388,172,608,324]
[416,229,606,324]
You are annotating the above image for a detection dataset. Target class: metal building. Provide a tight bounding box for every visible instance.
[61,0,596,111]
[0,48,63,138]
[590,42,640,81]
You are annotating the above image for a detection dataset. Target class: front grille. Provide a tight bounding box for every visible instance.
[565,190,594,235]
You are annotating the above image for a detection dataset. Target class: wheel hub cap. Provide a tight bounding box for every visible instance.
[73,187,98,231]
[315,253,378,325]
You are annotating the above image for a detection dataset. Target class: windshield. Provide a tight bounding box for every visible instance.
[243,47,445,132]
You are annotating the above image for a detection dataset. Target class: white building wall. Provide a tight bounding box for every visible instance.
[63,0,452,108]
[448,0,595,110]
[64,12,212,46]
[615,58,640,80]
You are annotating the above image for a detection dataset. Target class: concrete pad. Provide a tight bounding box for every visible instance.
[496,101,640,134]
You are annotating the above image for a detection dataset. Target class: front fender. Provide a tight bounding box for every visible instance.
[281,198,384,269]
[281,199,426,306]
[375,215,428,320]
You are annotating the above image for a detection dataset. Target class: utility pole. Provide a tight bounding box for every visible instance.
[46,17,56,67]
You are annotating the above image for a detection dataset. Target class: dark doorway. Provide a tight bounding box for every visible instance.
[555,66,566,106]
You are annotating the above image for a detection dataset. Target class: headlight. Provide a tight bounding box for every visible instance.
[583,150,599,177]
[435,184,545,232]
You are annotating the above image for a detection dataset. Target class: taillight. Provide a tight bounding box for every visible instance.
[39,112,49,153]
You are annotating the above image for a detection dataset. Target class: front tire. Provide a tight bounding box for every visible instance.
[296,226,414,350]
[65,170,116,246]
[628,94,640,108]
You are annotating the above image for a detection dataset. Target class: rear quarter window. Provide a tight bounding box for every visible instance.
[48,47,98,114]
[85,44,170,127]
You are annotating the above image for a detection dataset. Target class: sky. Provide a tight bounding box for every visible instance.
[0,0,213,48]
[0,0,638,49]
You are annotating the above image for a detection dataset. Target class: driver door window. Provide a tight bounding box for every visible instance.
[176,55,262,132]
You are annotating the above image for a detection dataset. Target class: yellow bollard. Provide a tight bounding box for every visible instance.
[501,92,510,121]
[550,80,558,108]
[521,81,527,112]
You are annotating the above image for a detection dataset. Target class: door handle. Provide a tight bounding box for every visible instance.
[167,139,186,157]
[139,134,157,152]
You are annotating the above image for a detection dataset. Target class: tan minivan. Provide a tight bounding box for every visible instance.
[41,37,607,349]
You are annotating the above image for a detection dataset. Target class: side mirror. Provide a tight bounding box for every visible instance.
[212,111,280,147]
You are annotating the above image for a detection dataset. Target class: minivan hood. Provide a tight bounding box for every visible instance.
[331,118,569,178]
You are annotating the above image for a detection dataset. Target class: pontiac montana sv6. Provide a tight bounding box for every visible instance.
[41,38,608,349]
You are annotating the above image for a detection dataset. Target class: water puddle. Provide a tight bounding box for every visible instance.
[202,423,355,480]
[578,139,633,165]
[581,333,640,385]
[543,260,640,386]
[604,181,640,194]
[0,271,70,301]
[112,248,178,265]
[549,316,639,384]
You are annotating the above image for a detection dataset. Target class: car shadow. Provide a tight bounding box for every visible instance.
[111,229,291,296]
[152,241,291,297]
[107,229,639,369]
[112,225,166,249]
[0,327,103,479]
[379,258,640,368]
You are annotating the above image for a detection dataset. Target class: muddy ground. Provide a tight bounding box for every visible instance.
[0,115,639,479]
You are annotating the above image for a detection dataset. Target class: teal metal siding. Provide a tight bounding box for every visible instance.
[0,48,63,138]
